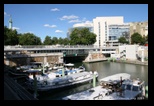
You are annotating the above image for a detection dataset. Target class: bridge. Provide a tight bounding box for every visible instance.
[4,45,118,57]
[4,45,119,66]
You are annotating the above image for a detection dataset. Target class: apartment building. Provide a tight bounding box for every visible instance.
[129,21,148,37]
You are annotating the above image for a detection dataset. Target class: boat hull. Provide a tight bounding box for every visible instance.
[25,72,98,92]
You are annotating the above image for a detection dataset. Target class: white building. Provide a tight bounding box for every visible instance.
[93,16,124,47]
[111,45,139,60]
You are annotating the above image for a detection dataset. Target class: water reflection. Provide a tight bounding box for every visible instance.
[83,61,148,85]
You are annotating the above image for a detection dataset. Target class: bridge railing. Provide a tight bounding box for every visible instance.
[4,45,98,49]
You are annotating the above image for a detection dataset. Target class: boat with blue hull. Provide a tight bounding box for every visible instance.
[25,69,98,92]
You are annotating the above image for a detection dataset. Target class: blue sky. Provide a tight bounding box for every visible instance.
[4,4,148,42]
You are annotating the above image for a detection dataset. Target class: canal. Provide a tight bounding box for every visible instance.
[38,61,148,100]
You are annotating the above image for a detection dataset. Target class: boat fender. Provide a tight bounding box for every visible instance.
[94,71,98,75]
[94,71,98,78]
[90,71,93,74]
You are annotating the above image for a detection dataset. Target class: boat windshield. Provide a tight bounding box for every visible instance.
[132,86,139,91]
[121,84,126,90]
[126,84,132,90]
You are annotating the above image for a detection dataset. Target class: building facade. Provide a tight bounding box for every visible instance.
[129,21,148,37]
[93,16,124,47]
[108,23,130,41]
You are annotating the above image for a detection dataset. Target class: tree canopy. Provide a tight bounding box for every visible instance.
[43,36,52,45]
[4,26,19,45]
[131,33,143,44]
[19,33,42,45]
[118,36,129,44]
[69,28,96,45]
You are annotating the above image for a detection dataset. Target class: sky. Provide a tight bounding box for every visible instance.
[4,4,148,42]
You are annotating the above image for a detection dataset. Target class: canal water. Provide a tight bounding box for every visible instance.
[38,61,148,100]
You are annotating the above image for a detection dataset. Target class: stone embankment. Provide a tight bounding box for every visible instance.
[115,59,148,66]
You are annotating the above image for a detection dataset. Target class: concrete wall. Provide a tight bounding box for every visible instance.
[125,45,138,60]
[4,55,63,67]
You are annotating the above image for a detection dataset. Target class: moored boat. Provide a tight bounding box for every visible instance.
[101,78,145,100]
[62,73,131,100]
[25,70,99,92]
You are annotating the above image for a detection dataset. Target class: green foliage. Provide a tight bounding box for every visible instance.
[4,26,19,45]
[42,36,70,45]
[70,28,96,45]
[4,25,97,46]
[62,38,70,45]
[131,33,143,44]
[118,37,129,44]
[19,33,42,45]
[43,36,52,45]
[140,35,146,45]
[51,37,58,45]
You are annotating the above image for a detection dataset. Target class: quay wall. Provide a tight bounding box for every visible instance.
[4,55,62,67]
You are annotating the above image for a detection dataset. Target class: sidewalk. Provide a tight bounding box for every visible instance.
[83,58,107,63]
[116,60,148,66]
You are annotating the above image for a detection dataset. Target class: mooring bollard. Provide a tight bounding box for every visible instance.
[93,72,96,88]
[62,68,65,77]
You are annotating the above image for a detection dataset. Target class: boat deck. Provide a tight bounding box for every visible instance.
[102,90,141,100]
[62,86,110,100]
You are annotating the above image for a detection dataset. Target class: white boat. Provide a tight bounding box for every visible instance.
[62,73,131,100]
[101,78,145,100]
[53,65,85,77]
[52,65,64,70]
[25,70,99,91]
[64,63,74,67]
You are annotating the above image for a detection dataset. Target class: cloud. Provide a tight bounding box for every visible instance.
[55,30,63,33]
[44,24,57,28]
[4,12,10,16]
[12,27,20,30]
[22,31,34,34]
[68,19,82,23]
[67,17,91,23]
[60,15,79,20]
[73,21,93,27]
[51,8,60,11]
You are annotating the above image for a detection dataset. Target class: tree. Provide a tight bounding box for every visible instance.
[131,33,143,44]
[58,37,63,45]
[4,26,19,45]
[62,38,70,45]
[70,28,96,45]
[43,36,52,45]
[19,33,41,45]
[140,35,147,45]
[121,31,130,43]
[51,37,58,45]
[118,37,129,44]
[4,26,8,43]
